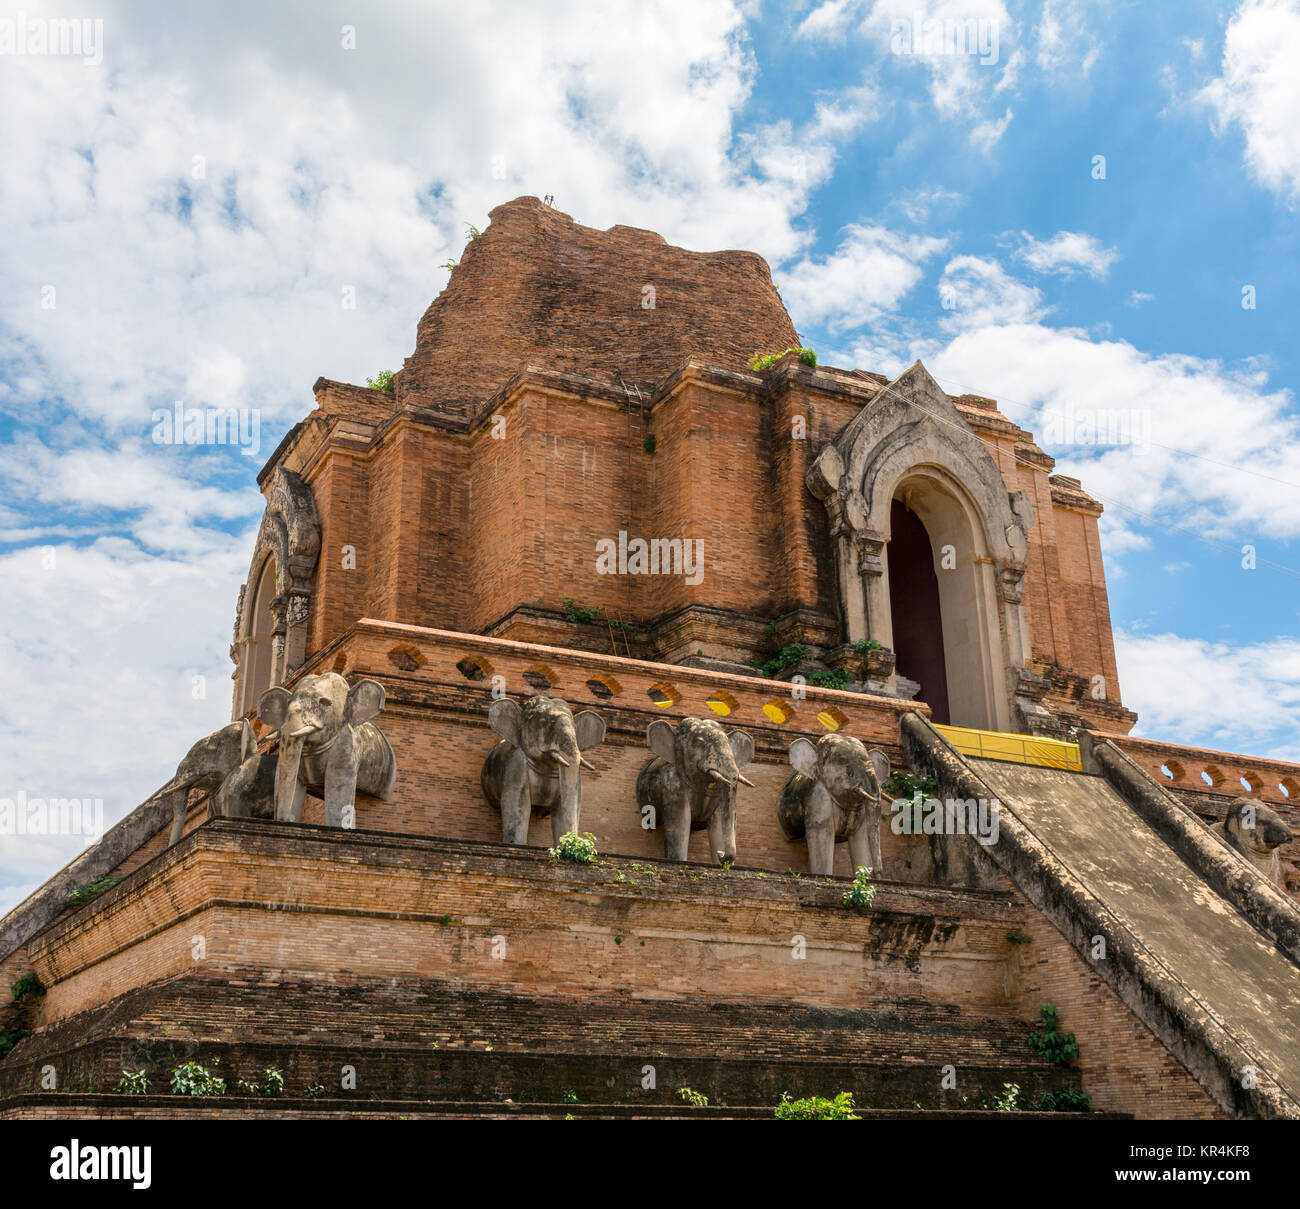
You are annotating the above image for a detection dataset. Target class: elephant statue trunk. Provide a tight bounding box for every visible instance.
[481,695,606,845]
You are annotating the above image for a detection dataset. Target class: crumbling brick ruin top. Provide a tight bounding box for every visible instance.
[392,195,799,416]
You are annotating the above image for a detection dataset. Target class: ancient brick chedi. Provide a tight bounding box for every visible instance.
[232,195,1132,741]
[4,196,1300,1121]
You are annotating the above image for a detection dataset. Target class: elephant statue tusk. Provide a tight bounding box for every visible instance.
[708,769,732,785]
[735,773,756,788]
[578,755,596,771]
[550,752,572,768]
[287,725,318,740]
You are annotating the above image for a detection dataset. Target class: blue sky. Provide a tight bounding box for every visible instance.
[1,0,1298,910]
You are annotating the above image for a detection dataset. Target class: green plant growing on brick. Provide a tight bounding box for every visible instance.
[676,1086,708,1108]
[549,831,598,865]
[989,1081,1021,1111]
[66,875,122,910]
[774,1090,858,1120]
[440,259,458,271]
[240,1066,285,1097]
[760,643,810,678]
[853,638,884,653]
[366,369,395,392]
[115,1069,150,1095]
[749,347,817,372]
[562,1089,580,1103]
[465,222,482,240]
[809,668,850,690]
[644,433,656,454]
[882,770,935,802]
[456,658,486,681]
[842,866,876,910]
[1006,931,1033,945]
[306,1081,325,1099]
[11,973,45,1000]
[169,1060,227,1097]
[1027,1003,1080,1066]
[0,1028,28,1059]
[562,597,603,624]
[1033,1087,1091,1112]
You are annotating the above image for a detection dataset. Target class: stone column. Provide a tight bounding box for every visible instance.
[283,591,311,675]
[826,494,866,643]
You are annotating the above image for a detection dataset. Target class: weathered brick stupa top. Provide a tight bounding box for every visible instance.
[392,196,799,414]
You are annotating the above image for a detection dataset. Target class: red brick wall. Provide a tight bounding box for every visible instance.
[1009,886,1225,1119]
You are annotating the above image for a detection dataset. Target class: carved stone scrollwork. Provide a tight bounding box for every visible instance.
[856,531,887,579]
[285,592,310,629]
[231,467,323,718]
[997,564,1027,606]
[1013,667,1065,738]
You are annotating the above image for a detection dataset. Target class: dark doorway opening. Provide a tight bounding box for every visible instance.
[888,498,951,725]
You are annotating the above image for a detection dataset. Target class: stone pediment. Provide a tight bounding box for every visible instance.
[808,360,1032,566]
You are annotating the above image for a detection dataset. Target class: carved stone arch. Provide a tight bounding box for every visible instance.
[807,361,1052,735]
[231,467,321,719]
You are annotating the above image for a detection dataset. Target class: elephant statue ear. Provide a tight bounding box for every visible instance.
[867,749,891,790]
[728,730,755,769]
[489,698,524,749]
[574,710,606,752]
[258,687,292,731]
[788,737,819,778]
[346,678,386,725]
[646,718,676,763]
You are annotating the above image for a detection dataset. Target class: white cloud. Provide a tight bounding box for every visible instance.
[797,0,857,40]
[0,534,251,910]
[937,255,1047,328]
[863,0,1015,117]
[1199,0,1300,201]
[924,314,1300,547]
[1116,630,1300,763]
[1037,0,1104,79]
[1016,230,1118,279]
[893,186,963,222]
[798,0,1019,141]
[1127,290,1155,307]
[970,106,1014,151]
[780,224,947,331]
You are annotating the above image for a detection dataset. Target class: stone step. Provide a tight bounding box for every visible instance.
[1,973,1083,1111]
[0,1093,1117,1121]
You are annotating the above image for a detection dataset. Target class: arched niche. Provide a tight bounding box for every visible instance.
[807,361,1055,736]
[230,467,321,719]
[236,555,278,718]
[883,470,1006,730]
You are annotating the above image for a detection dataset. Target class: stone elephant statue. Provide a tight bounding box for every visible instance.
[1221,796,1292,887]
[161,720,256,844]
[637,716,754,866]
[778,734,890,877]
[258,672,398,827]
[481,695,606,844]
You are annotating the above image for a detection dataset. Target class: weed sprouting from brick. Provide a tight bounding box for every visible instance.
[774,1090,858,1119]
[1027,1003,1080,1065]
[115,1069,150,1095]
[842,866,876,910]
[548,831,598,865]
